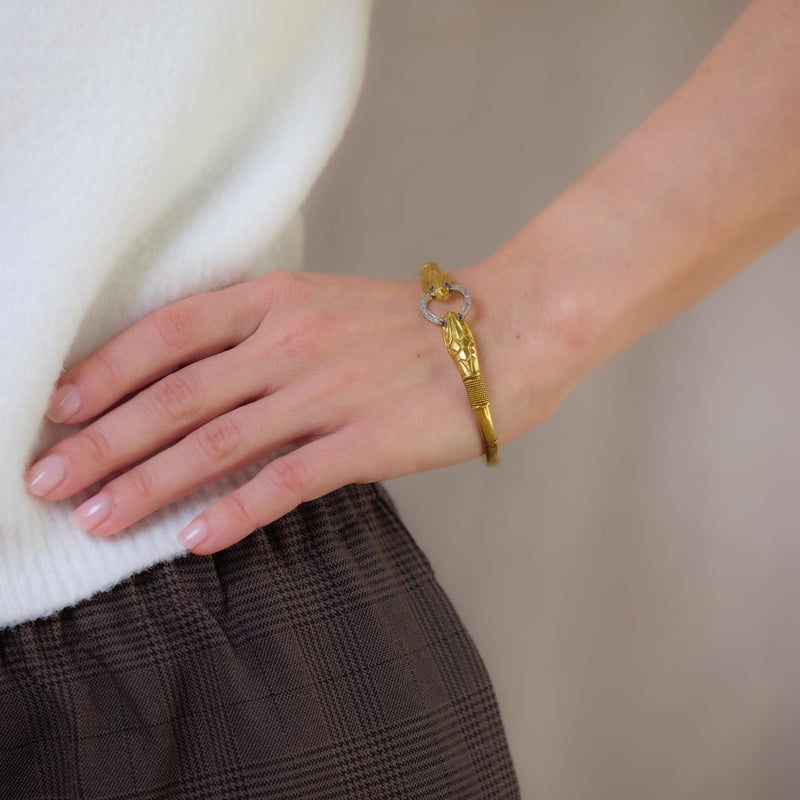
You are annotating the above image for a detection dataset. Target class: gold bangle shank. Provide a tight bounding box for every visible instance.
[418,262,500,466]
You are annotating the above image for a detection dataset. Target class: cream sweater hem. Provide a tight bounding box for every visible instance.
[0,0,371,628]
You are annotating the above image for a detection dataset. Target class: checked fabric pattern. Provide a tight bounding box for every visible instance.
[1,482,520,799]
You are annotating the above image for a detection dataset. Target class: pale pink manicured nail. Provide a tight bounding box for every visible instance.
[47,384,82,423]
[71,491,111,532]
[178,520,209,551]
[27,454,67,497]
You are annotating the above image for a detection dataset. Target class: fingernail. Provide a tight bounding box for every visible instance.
[26,454,67,497]
[47,384,82,423]
[71,491,111,532]
[178,520,209,551]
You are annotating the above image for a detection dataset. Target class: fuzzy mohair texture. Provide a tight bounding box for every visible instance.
[0,0,372,628]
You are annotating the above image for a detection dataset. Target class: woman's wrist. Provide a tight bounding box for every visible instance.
[446,249,594,446]
[424,1,800,454]
[467,0,800,434]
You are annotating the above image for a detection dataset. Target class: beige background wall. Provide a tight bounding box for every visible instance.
[304,1,800,797]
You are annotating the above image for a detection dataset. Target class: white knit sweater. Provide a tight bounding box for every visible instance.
[0,1,371,628]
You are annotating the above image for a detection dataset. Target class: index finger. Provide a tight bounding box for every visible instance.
[46,281,266,425]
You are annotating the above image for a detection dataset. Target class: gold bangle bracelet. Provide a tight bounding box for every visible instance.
[418,262,500,466]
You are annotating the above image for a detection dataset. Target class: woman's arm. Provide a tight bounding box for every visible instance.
[470,0,800,381]
[25,0,800,553]
[451,0,800,452]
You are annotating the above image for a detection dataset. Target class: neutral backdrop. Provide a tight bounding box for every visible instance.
[304,1,800,797]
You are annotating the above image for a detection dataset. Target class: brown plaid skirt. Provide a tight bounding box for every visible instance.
[0,483,519,799]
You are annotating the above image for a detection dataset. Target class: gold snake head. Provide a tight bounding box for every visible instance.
[441,311,480,379]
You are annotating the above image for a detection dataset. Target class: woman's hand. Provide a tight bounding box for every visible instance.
[24,265,569,555]
[26,0,800,558]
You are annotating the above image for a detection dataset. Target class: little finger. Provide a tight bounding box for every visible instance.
[177,433,365,555]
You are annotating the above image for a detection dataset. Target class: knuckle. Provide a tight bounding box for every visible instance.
[81,425,113,465]
[92,348,123,389]
[269,268,304,296]
[149,305,194,352]
[265,456,311,498]
[126,465,156,500]
[193,416,242,464]
[257,269,311,312]
[346,428,383,482]
[274,310,328,357]
[149,373,202,423]
[224,489,255,527]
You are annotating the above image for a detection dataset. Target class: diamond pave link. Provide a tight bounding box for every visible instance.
[419,284,471,326]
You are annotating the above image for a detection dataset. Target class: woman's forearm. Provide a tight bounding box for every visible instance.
[460,0,800,428]
[23,1,800,550]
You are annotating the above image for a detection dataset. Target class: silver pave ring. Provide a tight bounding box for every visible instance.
[419,284,472,326]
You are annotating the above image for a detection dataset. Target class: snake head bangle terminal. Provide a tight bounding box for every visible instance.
[418,261,500,466]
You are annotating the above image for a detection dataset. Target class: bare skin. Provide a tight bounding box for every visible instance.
[25,0,800,555]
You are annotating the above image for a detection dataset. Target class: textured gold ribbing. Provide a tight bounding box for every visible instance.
[464,375,490,408]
